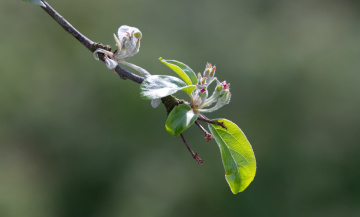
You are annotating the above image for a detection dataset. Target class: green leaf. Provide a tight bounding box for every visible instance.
[208,119,256,194]
[159,58,198,85]
[140,75,196,100]
[165,104,199,137]
[23,0,46,7]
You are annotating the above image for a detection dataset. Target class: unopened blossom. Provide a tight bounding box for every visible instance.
[203,62,216,84]
[191,87,208,109]
[93,25,150,77]
[112,25,142,61]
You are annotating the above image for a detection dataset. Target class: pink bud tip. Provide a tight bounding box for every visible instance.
[200,88,206,93]
[222,81,228,89]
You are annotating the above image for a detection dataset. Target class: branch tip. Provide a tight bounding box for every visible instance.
[195,121,213,142]
[205,133,213,142]
[194,153,204,165]
[180,133,203,165]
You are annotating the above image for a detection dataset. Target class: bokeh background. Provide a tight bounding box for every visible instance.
[1,0,360,216]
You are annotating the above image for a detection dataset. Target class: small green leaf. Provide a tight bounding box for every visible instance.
[23,0,46,7]
[208,119,256,194]
[140,75,196,100]
[159,58,198,85]
[165,104,199,137]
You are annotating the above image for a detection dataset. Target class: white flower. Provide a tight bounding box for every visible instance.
[93,25,150,77]
[112,25,142,61]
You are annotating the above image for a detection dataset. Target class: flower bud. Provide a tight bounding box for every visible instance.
[216,82,223,93]
[113,25,142,61]
[191,87,208,110]
[199,87,208,101]
[197,72,202,85]
[219,89,231,105]
[201,76,207,85]
[216,81,231,105]
[93,25,151,77]
[203,62,216,84]
[204,62,212,78]
[210,65,216,78]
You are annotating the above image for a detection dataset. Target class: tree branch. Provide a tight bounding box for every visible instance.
[195,121,213,142]
[41,0,145,84]
[34,0,214,165]
[180,134,203,165]
[41,1,95,51]
[197,114,227,130]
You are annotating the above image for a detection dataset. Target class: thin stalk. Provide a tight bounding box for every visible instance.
[180,134,203,165]
[195,121,213,142]
[120,60,151,78]
[41,1,95,51]
[197,114,227,130]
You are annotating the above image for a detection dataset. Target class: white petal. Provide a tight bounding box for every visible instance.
[120,61,151,78]
[105,58,118,69]
[151,98,162,108]
[93,48,114,60]
[118,25,142,39]
[117,25,131,40]
[114,33,122,50]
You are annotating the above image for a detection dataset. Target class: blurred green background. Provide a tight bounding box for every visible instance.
[1,0,360,216]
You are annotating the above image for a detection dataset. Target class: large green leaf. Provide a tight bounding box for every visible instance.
[159,58,198,85]
[208,119,256,194]
[166,104,199,137]
[140,75,196,100]
[23,0,46,7]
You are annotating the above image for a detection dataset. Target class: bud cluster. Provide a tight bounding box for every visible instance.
[191,63,231,113]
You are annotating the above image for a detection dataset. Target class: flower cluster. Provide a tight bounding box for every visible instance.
[95,25,231,113]
[191,63,231,113]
